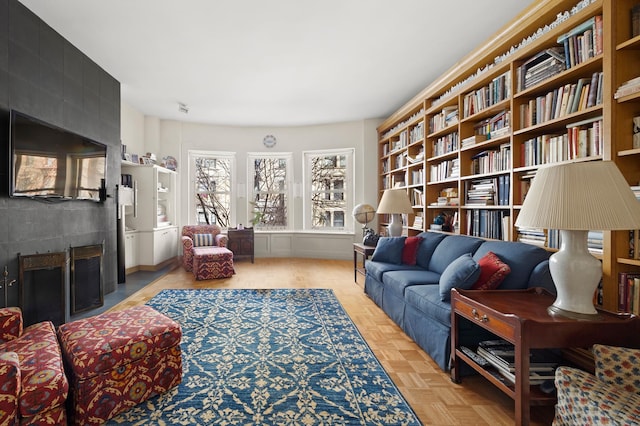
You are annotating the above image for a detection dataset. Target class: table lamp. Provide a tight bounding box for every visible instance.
[515,161,640,319]
[377,189,414,237]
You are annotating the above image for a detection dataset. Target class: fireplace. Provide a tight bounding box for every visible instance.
[70,244,104,315]
[19,252,67,327]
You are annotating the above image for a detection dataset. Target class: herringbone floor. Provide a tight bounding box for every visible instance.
[111,258,555,425]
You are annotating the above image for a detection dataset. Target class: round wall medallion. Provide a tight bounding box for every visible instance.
[263,134,277,148]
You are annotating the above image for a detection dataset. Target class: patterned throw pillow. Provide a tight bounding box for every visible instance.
[471,251,511,290]
[193,233,214,247]
[402,236,423,265]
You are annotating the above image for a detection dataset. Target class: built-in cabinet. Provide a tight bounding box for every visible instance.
[377,0,640,313]
[121,162,178,270]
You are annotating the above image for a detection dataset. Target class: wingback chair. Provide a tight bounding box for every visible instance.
[181,225,228,271]
[0,307,68,425]
[553,344,640,425]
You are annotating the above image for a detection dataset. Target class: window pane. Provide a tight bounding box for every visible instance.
[251,157,289,228]
[194,156,232,227]
[309,153,348,229]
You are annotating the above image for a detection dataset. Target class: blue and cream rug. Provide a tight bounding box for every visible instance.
[110,288,421,425]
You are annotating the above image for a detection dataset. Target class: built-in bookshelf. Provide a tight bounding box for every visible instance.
[376,0,640,313]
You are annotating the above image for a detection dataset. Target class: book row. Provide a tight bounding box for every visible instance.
[432,132,459,157]
[519,72,603,128]
[520,117,603,167]
[466,210,509,241]
[462,72,511,118]
[470,144,511,175]
[465,176,510,206]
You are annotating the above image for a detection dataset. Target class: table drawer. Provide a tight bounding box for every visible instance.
[455,301,515,341]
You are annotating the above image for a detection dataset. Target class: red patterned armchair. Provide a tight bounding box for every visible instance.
[181,225,228,271]
[554,344,640,425]
[0,307,68,425]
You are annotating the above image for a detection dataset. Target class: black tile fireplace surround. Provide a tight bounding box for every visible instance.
[0,0,121,313]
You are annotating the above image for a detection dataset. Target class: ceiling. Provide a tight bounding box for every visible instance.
[19,0,535,127]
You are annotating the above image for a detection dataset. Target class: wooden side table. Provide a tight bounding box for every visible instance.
[450,287,640,426]
[227,228,254,263]
[353,243,375,282]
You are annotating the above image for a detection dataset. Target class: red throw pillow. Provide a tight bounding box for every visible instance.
[472,251,511,290]
[402,236,423,265]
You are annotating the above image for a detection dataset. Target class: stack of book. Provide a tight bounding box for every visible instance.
[475,340,559,385]
[465,178,497,206]
[615,76,640,99]
[517,47,566,91]
[516,227,547,247]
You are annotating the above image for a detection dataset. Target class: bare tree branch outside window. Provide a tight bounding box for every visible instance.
[194,156,231,227]
[252,158,288,228]
[310,154,347,229]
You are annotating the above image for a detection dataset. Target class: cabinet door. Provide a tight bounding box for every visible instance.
[153,227,178,264]
[125,232,139,269]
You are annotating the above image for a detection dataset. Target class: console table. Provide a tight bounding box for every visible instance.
[353,243,375,283]
[227,228,254,263]
[450,287,640,426]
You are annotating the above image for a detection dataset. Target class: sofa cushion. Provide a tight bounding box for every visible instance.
[473,241,551,290]
[439,253,481,301]
[365,261,421,282]
[530,260,555,293]
[402,236,423,265]
[405,285,451,326]
[429,235,483,274]
[383,269,441,300]
[415,232,447,269]
[371,237,406,265]
[472,251,511,290]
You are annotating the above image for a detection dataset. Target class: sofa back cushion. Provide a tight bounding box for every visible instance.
[472,241,551,290]
[415,232,447,269]
[428,235,483,274]
[371,237,406,265]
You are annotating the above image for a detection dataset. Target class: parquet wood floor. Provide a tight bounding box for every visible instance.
[111,258,555,425]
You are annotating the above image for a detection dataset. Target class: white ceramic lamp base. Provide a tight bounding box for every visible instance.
[547,229,601,319]
[387,214,403,237]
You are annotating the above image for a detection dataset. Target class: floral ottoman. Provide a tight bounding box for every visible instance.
[57,306,183,425]
[192,246,235,280]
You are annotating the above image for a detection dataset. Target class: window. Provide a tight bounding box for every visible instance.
[188,150,235,227]
[304,149,354,231]
[248,152,292,230]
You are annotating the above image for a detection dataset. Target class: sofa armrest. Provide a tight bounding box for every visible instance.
[181,236,194,251]
[216,234,228,247]
[0,307,23,343]
[554,366,640,425]
[0,351,21,425]
[593,344,640,394]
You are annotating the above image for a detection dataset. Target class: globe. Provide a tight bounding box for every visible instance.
[352,203,376,226]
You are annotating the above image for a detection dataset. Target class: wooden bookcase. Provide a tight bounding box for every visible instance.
[377,0,640,313]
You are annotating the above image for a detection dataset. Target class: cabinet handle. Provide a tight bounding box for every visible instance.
[471,309,489,323]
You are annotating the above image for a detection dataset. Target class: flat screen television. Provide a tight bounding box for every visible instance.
[9,110,107,202]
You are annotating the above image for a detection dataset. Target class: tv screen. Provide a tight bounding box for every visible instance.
[10,110,107,202]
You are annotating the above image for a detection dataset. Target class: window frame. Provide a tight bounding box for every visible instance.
[303,148,355,232]
[187,150,236,228]
[247,151,294,231]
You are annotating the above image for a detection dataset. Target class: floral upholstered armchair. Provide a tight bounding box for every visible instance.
[181,225,228,271]
[0,307,68,425]
[554,344,640,425]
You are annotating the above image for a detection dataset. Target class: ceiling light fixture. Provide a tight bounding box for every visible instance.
[178,102,189,114]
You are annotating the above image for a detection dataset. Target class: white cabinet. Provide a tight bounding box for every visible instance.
[124,231,139,270]
[137,227,178,267]
[121,162,178,269]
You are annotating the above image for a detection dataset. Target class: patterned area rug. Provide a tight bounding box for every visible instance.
[109,288,421,425]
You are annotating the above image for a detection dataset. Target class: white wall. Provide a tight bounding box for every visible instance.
[121,101,382,259]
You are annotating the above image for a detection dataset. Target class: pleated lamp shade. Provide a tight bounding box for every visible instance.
[515,161,640,230]
[377,189,414,215]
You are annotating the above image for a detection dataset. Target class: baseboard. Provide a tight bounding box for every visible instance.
[133,257,179,272]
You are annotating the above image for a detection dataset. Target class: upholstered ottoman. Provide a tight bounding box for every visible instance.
[57,306,182,425]
[192,246,235,280]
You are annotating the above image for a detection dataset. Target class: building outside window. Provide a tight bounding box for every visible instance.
[188,150,235,228]
[248,152,292,230]
[304,148,354,231]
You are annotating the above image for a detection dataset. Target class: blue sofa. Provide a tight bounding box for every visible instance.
[364,232,556,371]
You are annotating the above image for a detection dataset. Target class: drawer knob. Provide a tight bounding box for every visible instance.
[471,309,489,323]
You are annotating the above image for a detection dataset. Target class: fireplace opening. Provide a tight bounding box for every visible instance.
[19,252,67,327]
[71,244,104,315]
